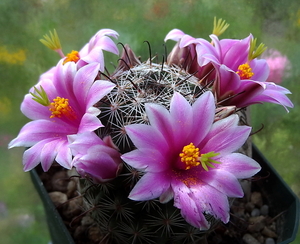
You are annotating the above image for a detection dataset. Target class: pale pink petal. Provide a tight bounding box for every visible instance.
[164,29,186,42]
[217,153,261,178]
[85,79,116,109]
[78,112,103,133]
[129,172,171,201]
[125,124,169,152]
[192,185,230,223]
[145,103,174,144]
[169,92,193,146]
[121,148,169,172]
[73,63,101,107]
[55,141,72,169]
[191,91,215,145]
[172,181,209,229]
[199,169,244,197]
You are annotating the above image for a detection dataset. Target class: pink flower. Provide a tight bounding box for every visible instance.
[263,49,291,84]
[69,132,123,183]
[165,29,293,110]
[121,91,261,229]
[61,29,119,72]
[76,29,119,71]
[165,29,215,83]
[8,61,115,172]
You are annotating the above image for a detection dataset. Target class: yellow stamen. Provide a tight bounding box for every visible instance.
[179,143,221,171]
[236,63,254,80]
[179,143,200,170]
[63,50,80,65]
[49,96,76,119]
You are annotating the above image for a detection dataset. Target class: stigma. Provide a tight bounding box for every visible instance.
[236,63,254,80]
[63,50,80,64]
[49,96,76,119]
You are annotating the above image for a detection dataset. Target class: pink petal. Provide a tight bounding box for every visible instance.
[78,112,103,133]
[23,142,44,171]
[164,29,186,42]
[169,92,193,147]
[191,91,215,145]
[199,169,244,197]
[97,36,119,55]
[73,63,101,106]
[8,120,74,148]
[121,148,169,172]
[202,124,251,156]
[40,139,64,171]
[192,185,230,223]
[197,114,239,150]
[129,172,171,201]
[217,153,261,178]
[125,124,169,152]
[85,79,115,109]
[53,61,77,100]
[145,103,174,145]
[172,181,209,229]
[55,141,72,169]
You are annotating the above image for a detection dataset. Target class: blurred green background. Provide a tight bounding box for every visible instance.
[0,0,299,243]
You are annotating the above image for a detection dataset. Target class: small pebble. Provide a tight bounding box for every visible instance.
[260,204,269,216]
[242,233,261,244]
[248,216,266,233]
[262,226,278,238]
[265,237,275,244]
[251,191,263,207]
[48,191,67,207]
[251,208,260,217]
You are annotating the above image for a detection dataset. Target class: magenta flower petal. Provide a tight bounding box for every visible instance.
[70,132,122,183]
[123,91,260,229]
[23,140,48,171]
[125,124,169,152]
[121,148,169,172]
[169,92,193,145]
[198,169,244,197]
[145,103,174,144]
[192,184,230,223]
[165,29,293,109]
[55,140,73,169]
[217,153,261,178]
[9,61,115,171]
[39,139,64,171]
[164,29,186,42]
[8,120,72,148]
[201,122,251,155]
[172,181,209,229]
[77,28,119,71]
[191,91,215,145]
[129,172,171,201]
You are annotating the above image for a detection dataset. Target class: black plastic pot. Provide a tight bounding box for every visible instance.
[30,145,299,244]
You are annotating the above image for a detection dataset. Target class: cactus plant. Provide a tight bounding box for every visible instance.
[9,18,294,243]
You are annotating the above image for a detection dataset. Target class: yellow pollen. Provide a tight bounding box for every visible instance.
[179,143,200,170]
[49,97,76,119]
[236,63,254,80]
[63,50,80,64]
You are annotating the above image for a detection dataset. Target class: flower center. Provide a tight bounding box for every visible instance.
[236,63,254,80]
[179,143,221,171]
[49,96,76,119]
[179,143,200,170]
[63,50,80,64]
